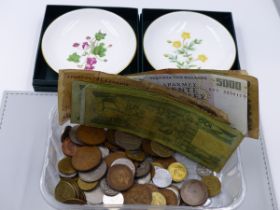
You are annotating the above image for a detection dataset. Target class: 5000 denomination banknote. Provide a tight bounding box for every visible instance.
[129,73,248,135]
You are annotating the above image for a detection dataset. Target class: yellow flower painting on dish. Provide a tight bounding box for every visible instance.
[165,32,208,69]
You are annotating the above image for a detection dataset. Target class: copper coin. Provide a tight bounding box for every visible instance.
[159,188,178,206]
[104,151,126,167]
[123,184,152,204]
[76,125,106,145]
[61,126,72,142]
[154,156,177,169]
[111,158,136,175]
[180,179,208,206]
[71,146,102,171]
[100,178,119,196]
[106,164,134,191]
[62,138,77,157]
[144,184,159,193]
[115,131,143,150]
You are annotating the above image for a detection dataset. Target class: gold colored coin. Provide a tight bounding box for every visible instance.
[168,162,188,182]
[58,157,76,175]
[202,175,221,197]
[55,180,77,202]
[151,192,167,206]
[77,178,98,191]
[76,125,106,145]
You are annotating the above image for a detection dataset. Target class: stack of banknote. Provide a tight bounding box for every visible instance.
[58,69,259,171]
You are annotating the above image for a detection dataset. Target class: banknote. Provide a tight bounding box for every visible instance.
[130,69,259,139]
[77,83,243,172]
[58,70,227,124]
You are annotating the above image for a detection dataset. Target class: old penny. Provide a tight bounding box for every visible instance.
[159,188,178,206]
[180,179,208,206]
[202,175,222,197]
[106,164,134,191]
[151,192,167,206]
[104,151,126,167]
[62,138,77,157]
[168,162,188,182]
[71,146,101,171]
[76,125,105,145]
[123,184,152,204]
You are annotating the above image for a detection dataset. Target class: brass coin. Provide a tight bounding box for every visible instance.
[61,126,72,142]
[106,164,134,191]
[123,184,152,204]
[151,192,167,206]
[202,175,222,197]
[153,156,177,169]
[168,162,188,182]
[62,138,77,157]
[77,178,98,191]
[115,131,143,150]
[150,141,173,158]
[58,157,76,176]
[104,151,126,167]
[159,188,178,206]
[125,150,146,162]
[180,179,208,206]
[142,140,158,156]
[55,180,77,202]
[76,125,106,145]
[71,146,101,171]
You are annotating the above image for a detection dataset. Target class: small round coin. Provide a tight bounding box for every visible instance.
[103,193,124,205]
[180,179,208,206]
[115,131,143,150]
[152,168,172,188]
[71,146,102,171]
[123,184,152,204]
[168,162,188,182]
[104,151,126,167]
[79,161,107,182]
[202,175,222,197]
[111,158,136,175]
[125,150,146,162]
[159,188,178,206]
[150,141,173,158]
[55,180,77,202]
[100,178,119,196]
[196,165,213,177]
[151,192,167,206]
[77,179,98,191]
[106,164,134,191]
[58,157,77,176]
[76,125,106,145]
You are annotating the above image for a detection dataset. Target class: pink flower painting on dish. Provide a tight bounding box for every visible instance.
[67,30,112,71]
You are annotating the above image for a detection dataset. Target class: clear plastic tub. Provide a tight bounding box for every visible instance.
[40,106,246,210]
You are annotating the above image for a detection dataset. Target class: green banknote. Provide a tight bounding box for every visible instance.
[71,81,88,123]
[76,83,243,172]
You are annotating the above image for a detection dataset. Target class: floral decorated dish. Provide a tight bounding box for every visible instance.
[41,8,137,74]
[143,11,236,70]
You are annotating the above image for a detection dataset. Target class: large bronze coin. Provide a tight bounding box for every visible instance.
[180,179,208,206]
[159,188,178,206]
[62,138,77,157]
[115,131,143,150]
[71,146,101,171]
[123,184,152,204]
[106,164,134,191]
[104,151,126,167]
[55,180,77,202]
[76,125,106,145]
[202,175,221,197]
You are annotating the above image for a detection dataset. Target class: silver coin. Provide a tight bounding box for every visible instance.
[136,159,151,178]
[152,168,172,188]
[111,158,135,175]
[196,165,213,177]
[100,178,119,196]
[102,193,124,205]
[114,131,142,150]
[98,146,110,158]
[79,161,107,182]
[136,173,151,184]
[85,187,103,204]
[69,125,85,145]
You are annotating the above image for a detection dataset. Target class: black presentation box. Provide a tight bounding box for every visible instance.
[32,5,140,92]
[140,8,240,71]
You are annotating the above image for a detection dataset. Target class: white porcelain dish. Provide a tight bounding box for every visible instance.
[41,9,137,74]
[40,106,245,210]
[143,11,236,70]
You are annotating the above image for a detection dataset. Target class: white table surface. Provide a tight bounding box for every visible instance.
[0,0,280,208]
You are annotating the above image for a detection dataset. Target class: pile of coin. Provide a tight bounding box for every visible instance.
[55,125,222,206]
